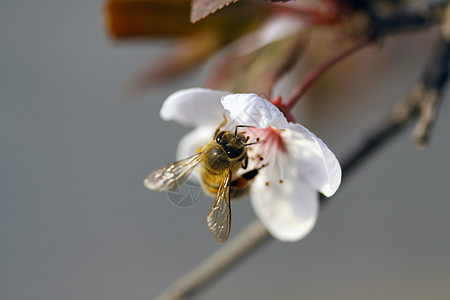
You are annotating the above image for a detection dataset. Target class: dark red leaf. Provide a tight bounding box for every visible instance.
[190,0,240,23]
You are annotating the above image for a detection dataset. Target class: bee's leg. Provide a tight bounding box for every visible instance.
[229,166,264,199]
[231,163,267,188]
[239,155,248,170]
[230,169,258,188]
[234,125,257,136]
[214,114,228,137]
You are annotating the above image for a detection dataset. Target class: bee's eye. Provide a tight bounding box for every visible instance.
[215,131,225,143]
[225,146,243,159]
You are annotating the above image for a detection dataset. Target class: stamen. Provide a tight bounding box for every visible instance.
[277,149,286,183]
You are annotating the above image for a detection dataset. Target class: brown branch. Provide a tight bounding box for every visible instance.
[367,0,449,37]
[411,4,450,148]
[412,87,441,148]
[285,0,449,111]
[285,34,374,110]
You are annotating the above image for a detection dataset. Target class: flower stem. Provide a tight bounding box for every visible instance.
[285,35,374,111]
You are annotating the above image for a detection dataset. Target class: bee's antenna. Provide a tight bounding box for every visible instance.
[235,125,255,136]
[246,137,264,146]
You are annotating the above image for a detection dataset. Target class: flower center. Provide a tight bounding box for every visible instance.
[261,126,286,154]
[246,126,286,172]
[248,126,287,186]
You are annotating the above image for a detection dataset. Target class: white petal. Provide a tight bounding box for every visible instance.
[250,167,319,242]
[176,126,214,161]
[283,123,342,197]
[221,94,288,129]
[160,88,230,127]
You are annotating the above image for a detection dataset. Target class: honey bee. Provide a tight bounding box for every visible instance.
[144,117,263,243]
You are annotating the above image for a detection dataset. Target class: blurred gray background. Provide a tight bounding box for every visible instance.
[1,1,449,299]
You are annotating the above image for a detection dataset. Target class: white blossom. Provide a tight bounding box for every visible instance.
[160,88,342,241]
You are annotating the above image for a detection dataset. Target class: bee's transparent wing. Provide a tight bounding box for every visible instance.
[207,169,231,243]
[144,153,203,192]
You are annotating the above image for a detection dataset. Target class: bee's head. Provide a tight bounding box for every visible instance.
[215,131,246,159]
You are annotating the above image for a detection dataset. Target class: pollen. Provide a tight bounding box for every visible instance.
[265,182,270,186]
[279,180,283,184]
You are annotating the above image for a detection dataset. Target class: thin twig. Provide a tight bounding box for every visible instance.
[413,88,442,148]
[412,4,450,148]
[284,0,449,111]
[285,34,374,110]
[368,0,449,37]
[320,111,416,206]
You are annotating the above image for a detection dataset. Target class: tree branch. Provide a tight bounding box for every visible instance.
[411,4,450,148]
[285,0,449,110]
[368,0,449,37]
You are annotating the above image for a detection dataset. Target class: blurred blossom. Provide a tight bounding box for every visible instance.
[205,14,309,96]
[102,0,346,95]
[104,0,268,91]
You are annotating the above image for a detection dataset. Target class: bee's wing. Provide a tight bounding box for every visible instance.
[144,153,203,192]
[207,169,232,243]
